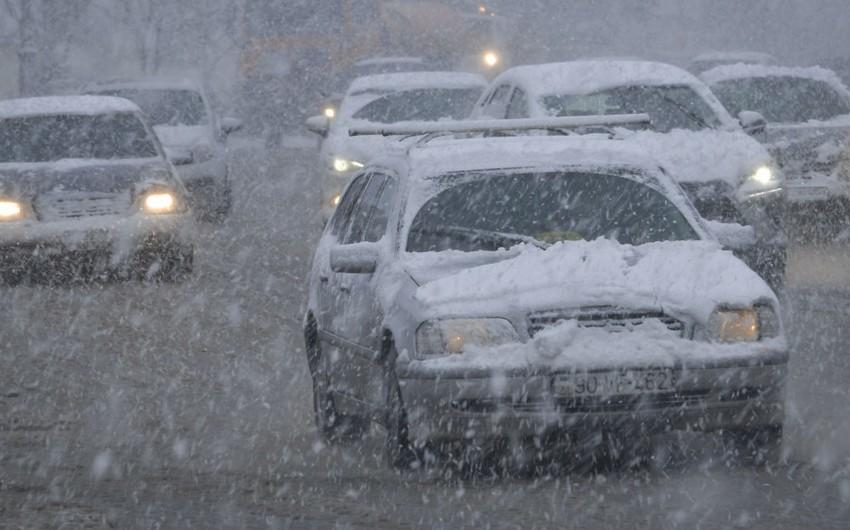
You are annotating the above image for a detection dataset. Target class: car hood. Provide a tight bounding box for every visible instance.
[760,116,850,178]
[153,125,211,149]
[619,128,772,188]
[407,239,775,325]
[0,159,171,198]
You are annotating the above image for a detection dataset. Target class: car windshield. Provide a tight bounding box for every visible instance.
[351,87,482,123]
[541,85,722,132]
[407,171,698,252]
[711,76,850,123]
[95,89,208,126]
[0,113,159,163]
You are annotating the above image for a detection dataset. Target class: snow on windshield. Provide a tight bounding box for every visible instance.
[94,89,209,126]
[712,76,850,123]
[352,87,483,123]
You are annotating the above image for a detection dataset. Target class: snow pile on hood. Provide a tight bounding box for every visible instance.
[153,125,210,149]
[414,239,774,324]
[621,128,770,185]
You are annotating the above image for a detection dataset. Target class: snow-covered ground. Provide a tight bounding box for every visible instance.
[1,140,849,528]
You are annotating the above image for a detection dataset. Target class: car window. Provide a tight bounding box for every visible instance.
[0,113,159,162]
[93,89,209,126]
[350,88,482,123]
[361,176,397,242]
[506,88,529,119]
[329,172,370,238]
[342,173,395,244]
[407,171,698,252]
[540,85,722,132]
[711,76,850,123]
[479,83,513,118]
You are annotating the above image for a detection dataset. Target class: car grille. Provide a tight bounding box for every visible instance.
[36,191,132,221]
[527,306,686,337]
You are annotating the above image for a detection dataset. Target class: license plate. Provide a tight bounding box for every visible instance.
[553,369,678,397]
[786,186,830,202]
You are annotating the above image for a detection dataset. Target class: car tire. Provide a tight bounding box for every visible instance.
[725,424,783,466]
[304,317,368,443]
[382,345,421,470]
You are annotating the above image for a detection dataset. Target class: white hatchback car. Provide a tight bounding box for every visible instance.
[0,96,194,283]
[85,78,242,221]
[306,71,487,221]
[304,118,787,469]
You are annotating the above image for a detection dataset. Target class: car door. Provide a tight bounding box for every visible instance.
[506,87,530,119]
[328,171,397,412]
[477,83,513,118]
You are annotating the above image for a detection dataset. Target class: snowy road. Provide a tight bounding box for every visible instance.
[2,142,849,529]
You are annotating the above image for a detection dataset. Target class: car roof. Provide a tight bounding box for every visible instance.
[493,60,707,99]
[353,56,426,67]
[83,77,202,93]
[0,95,142,119]
[347,71,488,95]
[699,64,850,94]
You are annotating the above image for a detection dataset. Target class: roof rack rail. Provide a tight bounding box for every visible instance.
[348,114,651,137]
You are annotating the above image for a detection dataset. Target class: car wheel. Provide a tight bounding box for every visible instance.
[382,349,421,470]
[725,424,783,465]
[304,317,367,443]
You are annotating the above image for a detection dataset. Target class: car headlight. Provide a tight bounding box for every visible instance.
[332,157,364,173]
[706,305,779,343]
[750,165,776,185]
[140,190,180,214]
[416,318,518,356]
[323,106,337,119]
[0,199,25,221]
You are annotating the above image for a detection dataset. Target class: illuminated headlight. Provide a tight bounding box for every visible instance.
[482,51,500,68]
[332,157,364,173]
[750,165,776,185]
[416,318,518,356]
[0,199,24,221]
[706,305,779,343]
[142,191,178,214]
[323,106,337,119]
[330,193,342,207]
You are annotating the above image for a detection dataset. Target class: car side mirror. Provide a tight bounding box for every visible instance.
[220,117,243,135]
[706,220,757,251]
[738,111,767,136]
[306,115,330,137]
[330,243,379,274]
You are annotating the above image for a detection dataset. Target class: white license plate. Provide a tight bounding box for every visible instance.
[786,186,830,201]
[554,369,678,397]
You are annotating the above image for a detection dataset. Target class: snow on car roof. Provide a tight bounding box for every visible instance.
[83,77,202,93]
[407,134,667,179]
[348,71,488,95]
[0,95,141,119]
[699,64,850,94]
[691,51,777,64]
[497,60,707,99]
[354,56,425,67]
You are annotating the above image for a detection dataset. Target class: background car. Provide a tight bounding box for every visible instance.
[687,51,778,75]
[700,64,850,238]
[304,126,787,470]
[84,78,242,222]
[472,59,786,288]
[306,71,487,221]
[0,95,194,284]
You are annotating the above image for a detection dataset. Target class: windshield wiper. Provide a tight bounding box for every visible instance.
[443,225,551,250]
[657,94,710,129]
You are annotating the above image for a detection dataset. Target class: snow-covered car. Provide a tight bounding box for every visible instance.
[304,120,788,469]
[701,65,850,214]
[319,57,434,119]
[472,60,786,287]
[84,78,242,222]
[0,96,194,283]
[688,51,777,75]
[305,71,487,221]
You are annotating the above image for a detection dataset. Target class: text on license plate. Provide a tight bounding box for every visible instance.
[553,369,678,397]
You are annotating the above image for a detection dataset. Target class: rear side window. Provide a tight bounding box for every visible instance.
[342,173,397,244]
[329,173,370,238]
[479,84,513,118]
[506,88,529,119]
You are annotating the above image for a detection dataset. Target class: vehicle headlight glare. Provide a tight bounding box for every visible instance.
[0,200,23,220]
[708,308,760,342]
[333,157,364,173]
[483,51,500,68]
[143,192,177,214]
[331,193,342,207]
[323,106,336,119]
[751,166,774,185]
[416,318,518,356]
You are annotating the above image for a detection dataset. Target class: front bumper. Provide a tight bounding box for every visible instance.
[397,350,787,443]
[0,212,194,269]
